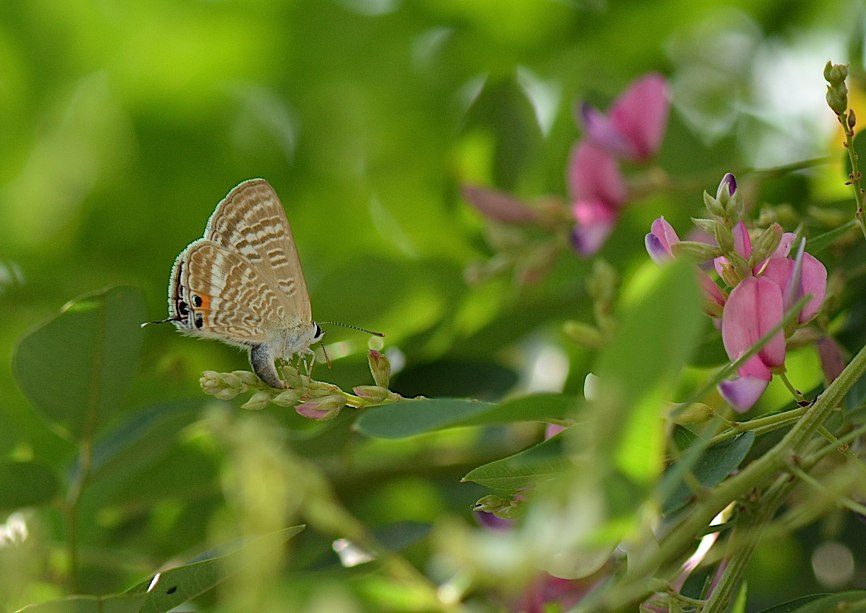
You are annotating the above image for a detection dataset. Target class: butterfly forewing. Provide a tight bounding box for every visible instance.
[174,240,294,346]
[203,179,312,324]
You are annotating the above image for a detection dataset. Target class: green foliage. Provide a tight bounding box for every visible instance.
[2,1,866,612]
[13,286,145,441]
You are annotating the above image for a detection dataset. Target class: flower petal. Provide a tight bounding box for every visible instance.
[461,185,539,224]
[721,277,786,369]
[716,173,738,199]
[718,375,769,413]
[732,221,751,259]
[645,217,680,263]
[608,73,670,160]
[799,252,827,322]
[579,102,634,159]
[567,142,626,206]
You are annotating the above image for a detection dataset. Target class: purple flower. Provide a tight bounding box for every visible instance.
[578,73,670,161]
[716,172,737,199]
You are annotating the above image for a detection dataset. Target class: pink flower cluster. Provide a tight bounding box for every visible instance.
[646,175,829,412]
[569,74,670,255]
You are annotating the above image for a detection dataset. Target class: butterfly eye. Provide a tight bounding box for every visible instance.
[313,323,324,342]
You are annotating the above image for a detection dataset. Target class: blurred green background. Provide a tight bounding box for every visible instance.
[1,0,864,610]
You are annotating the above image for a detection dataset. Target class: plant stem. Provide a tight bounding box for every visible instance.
[708,406,806,445]
[588,337,866,611]
[65,437,94,593]
[839,110,866,240]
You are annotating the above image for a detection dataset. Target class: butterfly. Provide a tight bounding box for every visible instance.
[154,178,323,388]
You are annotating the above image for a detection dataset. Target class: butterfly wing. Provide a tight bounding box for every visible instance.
[202,178,312,324]
[169,239,295,346]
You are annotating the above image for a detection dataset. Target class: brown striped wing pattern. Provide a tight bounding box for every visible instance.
[172,239,294,346]
[203,179,311,323]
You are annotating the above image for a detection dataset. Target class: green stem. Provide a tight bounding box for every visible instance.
[703,474,795,612]
[590,338,866,611]
[839,111,866,240]
[708,406,806,445]
[65,437,94,593]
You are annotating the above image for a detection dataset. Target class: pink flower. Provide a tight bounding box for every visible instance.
[645,216,680,263]
[462,185,540,224]
[718,277,787,412]
[578,73,670,161]
[760,240,827,324]
[818,337,846,384]
[717,240,827,412]
[570,73,670,256]
[568,142,626,255]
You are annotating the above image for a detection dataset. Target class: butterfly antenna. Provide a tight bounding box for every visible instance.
[319,322,385,337]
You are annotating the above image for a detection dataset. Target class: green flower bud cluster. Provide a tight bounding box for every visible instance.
[199,350,404,419]
[824,61,849,116]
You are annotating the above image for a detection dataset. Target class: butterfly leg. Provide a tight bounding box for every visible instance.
[249,344,286,388]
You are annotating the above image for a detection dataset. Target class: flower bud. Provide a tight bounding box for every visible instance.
[231,370,261,386]
[703,191,725,218]
[368,350,391,388]
[352,385,391,403]
[670,240,721,261]
[562,321,604,349]
[473,494,523,520]
[824,62,849,85]
[671,402,714,425]
[713,222,735,254]
[716,258,741,287]
[241,390,272,411]
[849,109,857,129]
[295,394,346,421]
[690,217,718,235]
[270,389,300,407]
[827,89,848,115]
[750,223,783,265]
[716,173,737,200]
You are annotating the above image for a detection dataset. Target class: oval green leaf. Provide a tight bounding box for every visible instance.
[356,394,577,439]
[127,526,304,613]
[462,435,567,492]
[12,286,147,441]
[661,431,755,515]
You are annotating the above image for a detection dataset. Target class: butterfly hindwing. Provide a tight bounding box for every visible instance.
[171,239,297,346]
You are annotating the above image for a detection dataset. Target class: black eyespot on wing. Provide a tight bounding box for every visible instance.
[195,315,204,329]
[192,295,203,307]
[178,301,189,316]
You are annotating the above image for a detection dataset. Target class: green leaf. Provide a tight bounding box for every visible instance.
[462,435,567,491]
[756,591,866,612]
[355,398,495,438]
[0,461,60,510]
[355,393,577,439]
[88,400,206,481]
[17,593,147,613]
[808,219,858,254]
[12,286,147,441]
[591,260,704,484]
[661,432,755,515]
[126,526,305,613]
